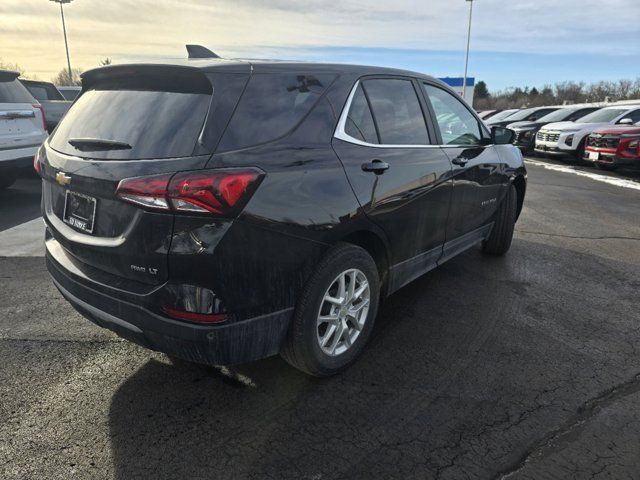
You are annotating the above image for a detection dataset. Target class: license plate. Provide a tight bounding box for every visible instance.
[63,191,97,233]
[588,151,600,161]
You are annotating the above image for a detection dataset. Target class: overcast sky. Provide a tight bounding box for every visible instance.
[1,0,639,90]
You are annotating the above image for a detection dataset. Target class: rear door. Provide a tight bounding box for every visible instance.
[0,73,45,155]
[421,82,509,256]
[42,66,249,285]
[332,76,452,291]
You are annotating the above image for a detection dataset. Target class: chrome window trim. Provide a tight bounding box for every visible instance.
[333,80,489,149]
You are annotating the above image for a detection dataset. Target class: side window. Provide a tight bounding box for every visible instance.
[528,108,556,121]
[423,84,481,145]
[626,109,640,123]
[568,108,595,121]
[218,73,336,151]
[344,85,379,144]
[362,79,429,145]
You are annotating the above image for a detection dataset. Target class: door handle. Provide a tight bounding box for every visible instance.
[452,156,469,166]
[361,159,390,175]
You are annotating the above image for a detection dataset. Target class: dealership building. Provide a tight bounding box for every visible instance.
[438,77,475,105]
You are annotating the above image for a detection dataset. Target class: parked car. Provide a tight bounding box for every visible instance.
[535,105,640,159]
[39,50,526,376]
[482,108,519,125]
[58,86,81,101]
[19,79,72,132]
[487,106,561,128]
[0,70,47,189]
[583,125,640,170]
[478,109,500,120]
[507,105,602,153]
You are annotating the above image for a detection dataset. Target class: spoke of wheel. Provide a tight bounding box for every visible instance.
[338,274,346,301]
[324,295,343,306]
[342,320,352,347]
[349,298,369,314]
[329,323,344,354]
[347,270,356,302]
[318,314,339,325]
[353,282,368,301]
[321,324,337,347]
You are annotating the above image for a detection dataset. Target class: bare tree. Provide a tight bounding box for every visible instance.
[52,67,83,86]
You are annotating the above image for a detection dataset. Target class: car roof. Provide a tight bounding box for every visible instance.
[82,57,443,84]
[19,78,56,87]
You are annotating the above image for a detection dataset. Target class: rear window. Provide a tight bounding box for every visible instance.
[0,79,35,103]
[23,83,64,101]
[217,73,335,151]
[50,88,211,160]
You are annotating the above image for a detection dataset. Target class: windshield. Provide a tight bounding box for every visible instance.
[537,108,578,123]
[577,108,628,124]
[487,109,518,122]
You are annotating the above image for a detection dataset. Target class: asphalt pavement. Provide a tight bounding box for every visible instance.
[1,160,639,479]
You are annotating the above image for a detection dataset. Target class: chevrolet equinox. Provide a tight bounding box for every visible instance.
[38,48,526,376]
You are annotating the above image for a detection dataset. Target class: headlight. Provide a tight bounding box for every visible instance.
[565,135,574,146]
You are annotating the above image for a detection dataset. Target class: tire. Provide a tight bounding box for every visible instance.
[0,170,18,190]
[595,163,617,171]
[483,184,517,256]
[281,243,380,377]
[575,139,586,162]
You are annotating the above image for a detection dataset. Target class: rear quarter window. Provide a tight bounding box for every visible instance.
[217,73,336,151]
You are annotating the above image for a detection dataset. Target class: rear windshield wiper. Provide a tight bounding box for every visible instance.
[68,138,132,151]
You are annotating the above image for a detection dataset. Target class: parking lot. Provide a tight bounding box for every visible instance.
[1,158,639,479]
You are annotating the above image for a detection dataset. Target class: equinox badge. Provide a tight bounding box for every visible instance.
[56,171,71,186]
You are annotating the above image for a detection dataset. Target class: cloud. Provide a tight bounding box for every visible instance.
[0,0,638,85]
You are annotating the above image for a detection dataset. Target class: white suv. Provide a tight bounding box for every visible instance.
[535,105,640,159]
[0,70,47,189]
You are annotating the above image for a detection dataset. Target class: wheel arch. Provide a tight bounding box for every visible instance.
[339,229,391,296]
[512,174,526,220]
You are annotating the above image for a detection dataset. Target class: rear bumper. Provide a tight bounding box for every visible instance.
[46,238,293,366]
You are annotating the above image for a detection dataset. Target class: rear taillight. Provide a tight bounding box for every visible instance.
[32,103,47,132]
[33,148,41,174]
[116,169,263,217]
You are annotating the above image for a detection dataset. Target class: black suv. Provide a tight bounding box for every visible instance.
[39,50,526,376]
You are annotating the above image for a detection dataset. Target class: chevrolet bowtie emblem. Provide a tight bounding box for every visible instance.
[56,171,71,186]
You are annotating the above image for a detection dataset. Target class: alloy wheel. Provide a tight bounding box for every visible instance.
[316,268,371,356]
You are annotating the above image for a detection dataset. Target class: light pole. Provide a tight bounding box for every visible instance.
[462,0,474,101]
[50,0,74,85]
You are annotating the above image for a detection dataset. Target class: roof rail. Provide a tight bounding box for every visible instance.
[186,44,220,59]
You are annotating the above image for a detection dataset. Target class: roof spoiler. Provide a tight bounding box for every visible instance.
[0,70,20,82]
[186,44,220,59]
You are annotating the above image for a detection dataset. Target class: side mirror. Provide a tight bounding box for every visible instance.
[618,118,634,125]
[491,126,515,145]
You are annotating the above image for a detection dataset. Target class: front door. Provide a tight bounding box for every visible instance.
[421,82,509,260]
[332,77,453,292]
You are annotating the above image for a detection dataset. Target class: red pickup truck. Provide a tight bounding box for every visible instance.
[584,126,640,170]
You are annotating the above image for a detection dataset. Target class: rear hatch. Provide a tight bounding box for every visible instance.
[0,72,46,153]
[42,64,250,285]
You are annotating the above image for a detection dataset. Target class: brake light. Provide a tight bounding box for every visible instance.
[32,104,47,132]
[115,169,263,217]
[116,173,173,210]
[33,149,41,174]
